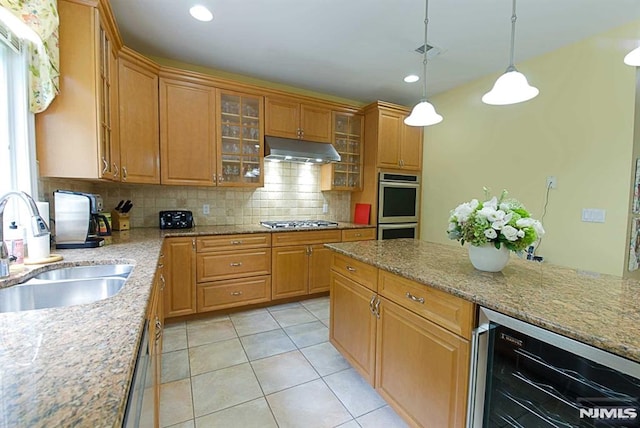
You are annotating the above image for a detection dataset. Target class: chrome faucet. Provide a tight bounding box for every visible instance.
[0,191,50,278]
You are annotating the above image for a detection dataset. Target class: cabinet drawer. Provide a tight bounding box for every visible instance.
[197,276,271,312]
[197,233,271,252]
[341,228,376,242]
[197,249,271,282]
[272,230,341,247]
[331,253,378,292]
[378,270,474,339]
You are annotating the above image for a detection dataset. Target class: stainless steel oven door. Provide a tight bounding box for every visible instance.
[378,173,420,224]
[378,223,418,240]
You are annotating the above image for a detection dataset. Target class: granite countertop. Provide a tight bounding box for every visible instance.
[0,222,369,427]
[325,239,640,364]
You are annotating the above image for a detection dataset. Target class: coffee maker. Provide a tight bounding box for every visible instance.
[54,190,110,249]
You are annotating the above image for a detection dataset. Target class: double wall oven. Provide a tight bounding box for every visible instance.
[377,171,420,239]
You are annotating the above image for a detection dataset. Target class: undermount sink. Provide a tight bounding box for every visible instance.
[0,264,133,313]
[32,264,134,281]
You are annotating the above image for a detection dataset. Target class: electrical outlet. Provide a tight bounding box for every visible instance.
[546,176,557,189]
[322,203,328,214]
[203,204,210,215]
[581,208,605,223]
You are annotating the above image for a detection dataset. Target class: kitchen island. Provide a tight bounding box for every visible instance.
[0,223,370,427]
[325,238,640,363]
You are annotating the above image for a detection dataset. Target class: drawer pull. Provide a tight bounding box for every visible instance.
[374,298,381,318]
[346,265,356,272]
[355,233,361,237]
[230,291,243,296]
[230,262,243,267]
[231,240,243,245]
[405,292,425,304]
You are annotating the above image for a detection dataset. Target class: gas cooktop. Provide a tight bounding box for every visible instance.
[260,220,339,229]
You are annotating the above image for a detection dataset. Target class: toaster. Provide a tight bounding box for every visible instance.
[159,210,194,229]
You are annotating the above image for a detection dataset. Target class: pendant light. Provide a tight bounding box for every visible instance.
[624,46,640,66]
[404,0,443,127]
[482,0,539,105]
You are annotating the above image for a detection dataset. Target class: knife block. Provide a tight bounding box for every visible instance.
[111,211,130,231]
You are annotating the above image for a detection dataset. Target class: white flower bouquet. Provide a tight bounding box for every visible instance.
[448,189,545,252]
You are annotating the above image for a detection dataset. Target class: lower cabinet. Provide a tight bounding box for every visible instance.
[376,297,469,428]
[271,230,342,299]
[329,271,377,384]
[330,253,473,428]
[163,237,197,318]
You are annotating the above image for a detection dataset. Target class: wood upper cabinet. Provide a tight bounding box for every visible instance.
[368,102,424,171]
[218,90,264,187]
[35,0,121,180]
[159,74,216,186]
[265,96,332,143]
[118,48,160,184]
[321,112,364,191]
[163,237,197,318]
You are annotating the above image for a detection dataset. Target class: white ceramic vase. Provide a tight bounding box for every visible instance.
[468,244,510,272]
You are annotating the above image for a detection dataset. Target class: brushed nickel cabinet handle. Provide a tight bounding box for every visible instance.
[122,166,128,180]
[102,157,108,174]
[374,298,381,319]
[113,163,119,178]
[231,240,243,245]
[355,233,361,237]
[159,274,165,291]
[155,316,162,342]
[230,262,242,267]
[231,291,243,296]
[405,292,425,304]
[369,295,376,315]
[346,265,356,272]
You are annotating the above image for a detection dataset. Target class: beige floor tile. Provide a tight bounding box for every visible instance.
[228,307,270,320]
[324,368,386,417]
[240,329,296,361]
[230,311,281,337]
[195,398,277,428]
[166,421,195,428]
[301,298,330,320]
[163,325,188,353]
[267,301,303,312]
[300,342,350,376]
[191,363,263,417]
[284,320,328,348]
[251,350,319,394]
[189,338,247,376]
[270,307,317,328]
[160,378,194,427]
[266,379,352,428]
[186,318,237,348]
[161,349,190,384]
[335,421,360,428]
[357,406,408,428]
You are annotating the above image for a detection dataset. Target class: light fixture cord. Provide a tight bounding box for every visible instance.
[508,0,517,71]
[421,0,429,100]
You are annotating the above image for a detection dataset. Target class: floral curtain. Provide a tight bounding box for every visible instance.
[0,0,59,113]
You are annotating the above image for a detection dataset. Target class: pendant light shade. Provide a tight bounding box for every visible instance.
[405,100,443,126]
[404,0,443,127]
[624,46,640,66]
[482,0,539,106]
[482,67,539,105]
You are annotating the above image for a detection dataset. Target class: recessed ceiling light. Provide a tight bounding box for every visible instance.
[189,5,213,22]
[404,74,420,83]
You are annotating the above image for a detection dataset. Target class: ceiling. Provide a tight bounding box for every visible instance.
[109,0,640,106]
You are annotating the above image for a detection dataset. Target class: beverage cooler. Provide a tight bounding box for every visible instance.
[468,307,640,427]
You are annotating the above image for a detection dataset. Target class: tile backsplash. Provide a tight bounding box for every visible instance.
[40,162,351,229]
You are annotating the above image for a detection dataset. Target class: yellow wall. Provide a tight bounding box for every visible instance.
[420,21,639,276]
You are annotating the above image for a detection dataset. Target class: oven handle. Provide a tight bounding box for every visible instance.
[466,322,490,428]
[379,181,421,188]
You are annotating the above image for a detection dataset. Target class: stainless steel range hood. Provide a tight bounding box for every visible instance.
[264,136,341,164]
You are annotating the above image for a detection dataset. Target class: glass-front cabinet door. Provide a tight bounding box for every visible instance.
[217,90,264,187]
[322,112,363,191]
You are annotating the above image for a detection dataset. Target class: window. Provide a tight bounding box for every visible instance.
[0,22,36,198]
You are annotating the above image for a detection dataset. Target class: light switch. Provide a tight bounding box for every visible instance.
[581,208,606,223]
